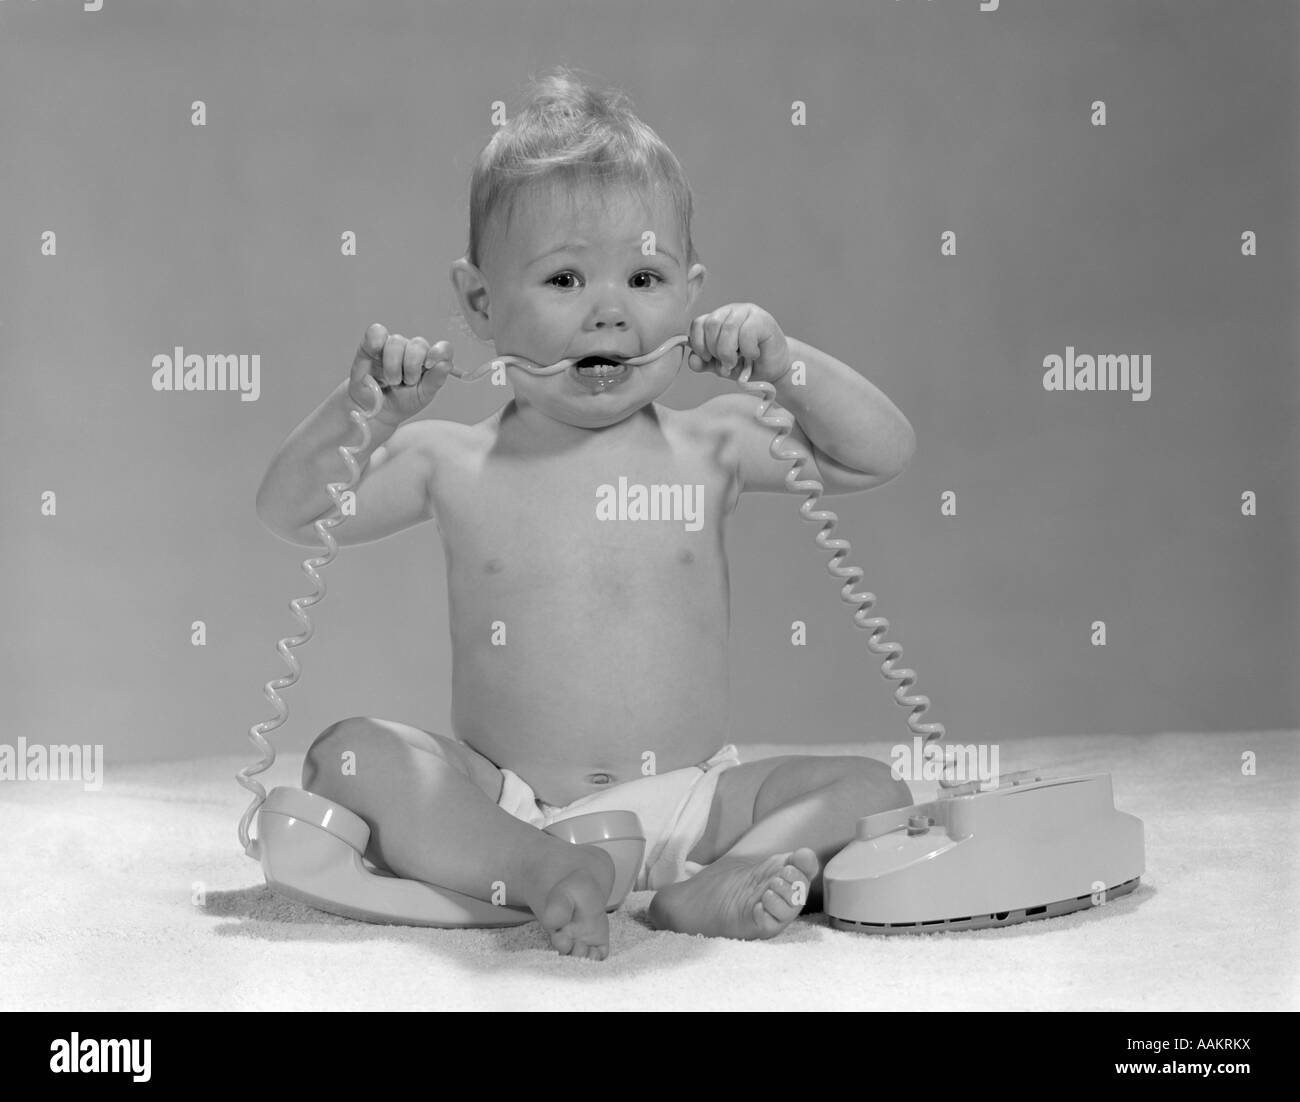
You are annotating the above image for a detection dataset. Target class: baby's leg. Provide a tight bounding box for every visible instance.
[648,755,909,940]
[303,717,615,959]
[703,755,912,895]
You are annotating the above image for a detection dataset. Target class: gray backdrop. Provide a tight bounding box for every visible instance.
[2,0,1295,763]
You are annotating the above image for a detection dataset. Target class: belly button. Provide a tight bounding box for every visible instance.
[587,772,614,785]
[677,548,694,564]
[484,558,504,574]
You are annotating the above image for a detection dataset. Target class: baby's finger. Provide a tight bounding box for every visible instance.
[381,334,407,387]
[423,341,454,378]
[716,308,746,369]
[403,337,430,387]
[416,345,452,404]
[702,311,728,365]
[351,323,388,382]
[736,315,764,366]
[688,314,712,362]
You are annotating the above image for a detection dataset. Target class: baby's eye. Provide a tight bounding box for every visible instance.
[547,271,582,289]
[631,271,664,289]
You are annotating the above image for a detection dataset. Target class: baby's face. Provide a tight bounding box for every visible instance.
[460,180,705,428]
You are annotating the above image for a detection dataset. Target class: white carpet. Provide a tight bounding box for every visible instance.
[1,732,1295,1011]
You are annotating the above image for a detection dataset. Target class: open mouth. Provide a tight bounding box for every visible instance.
[573,355,629,378]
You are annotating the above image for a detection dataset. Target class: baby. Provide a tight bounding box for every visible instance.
[256,71,917,959]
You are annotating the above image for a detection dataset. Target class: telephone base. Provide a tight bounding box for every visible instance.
[824,772,1144,933]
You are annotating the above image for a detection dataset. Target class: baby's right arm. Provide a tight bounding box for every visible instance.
[255,324,454,547]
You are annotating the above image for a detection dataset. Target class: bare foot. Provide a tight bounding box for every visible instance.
[525,848,616,960]
[647,848,820,940]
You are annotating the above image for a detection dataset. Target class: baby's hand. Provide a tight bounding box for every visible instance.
[687,303,791,385]
[348,323,455,427]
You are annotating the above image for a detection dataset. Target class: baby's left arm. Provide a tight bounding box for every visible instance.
[687,303,916,495]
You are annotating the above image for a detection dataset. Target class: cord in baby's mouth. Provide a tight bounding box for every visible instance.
[453,334,690,382]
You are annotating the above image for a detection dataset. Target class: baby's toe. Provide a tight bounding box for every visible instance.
[788,847,820,880]
[766,874,799,906]
[762,885,800,922]
[752,899,785,936]
[578,940,609,962]
[777,868,812,907]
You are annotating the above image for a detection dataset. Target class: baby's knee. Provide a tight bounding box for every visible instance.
[303,716,378,793]
[840,755,912,813]
[302,716,466,794]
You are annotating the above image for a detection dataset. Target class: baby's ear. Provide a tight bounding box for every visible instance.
[449,258,492,339]
[685,263,707,308]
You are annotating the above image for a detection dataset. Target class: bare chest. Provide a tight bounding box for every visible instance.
[432,414,737,605]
